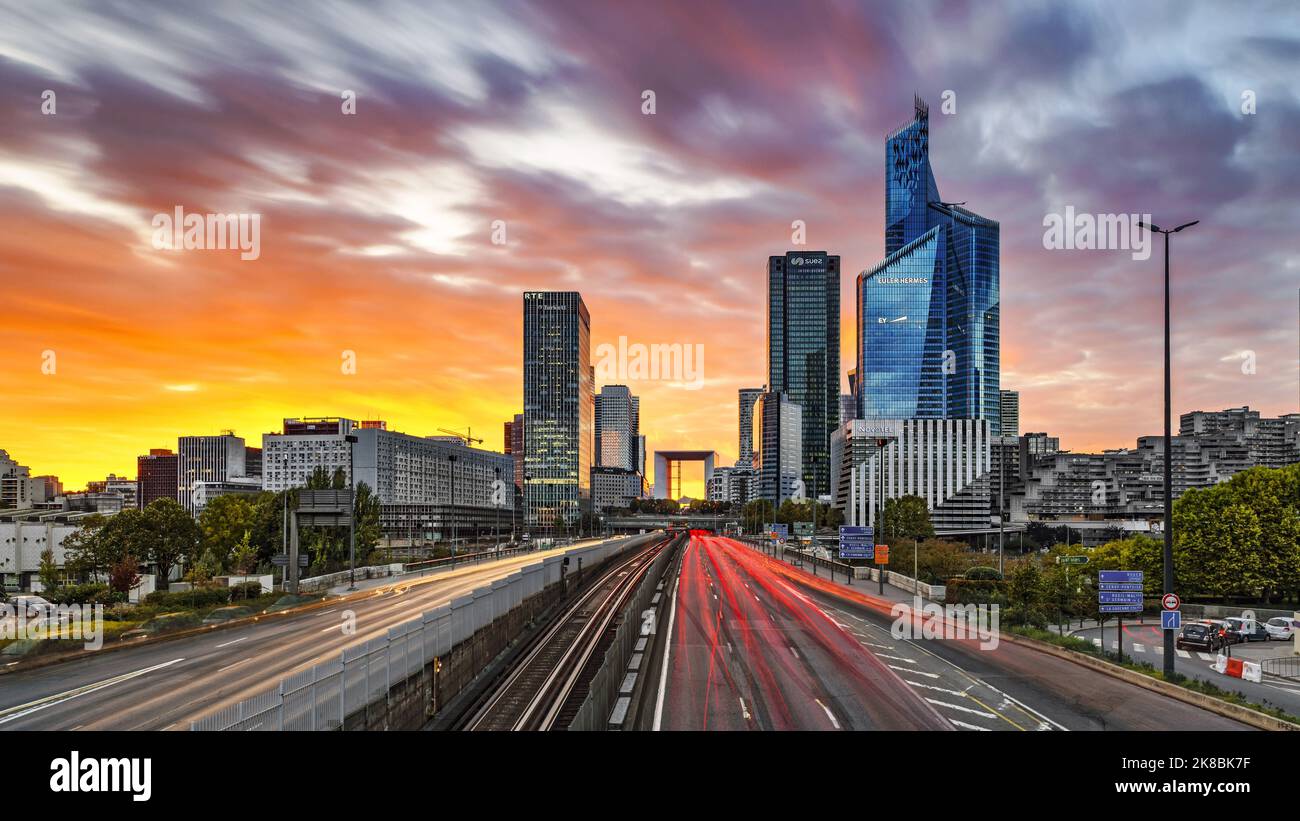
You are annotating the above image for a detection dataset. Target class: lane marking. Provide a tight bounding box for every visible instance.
[652,570,682,731]
[1197,652,1214,661]
[215,636,249,649]
[1176,649,1191,658]
[789,647,800,659]
[0,658,186,725]
[217,657,252,673]
[890,665,938,678]
[949,719,991,731]
[904,680,972,698]
[876,654,916,664]
[925,697,996,719]
[815,698,840,729]
[739,697,751,720]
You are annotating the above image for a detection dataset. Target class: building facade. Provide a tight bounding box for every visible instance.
[262,417,359,493]
[999,390,1020,437]
[858,97,1000,431]
[738,387,764,466]
[523,291,594,527]
[591,466,641,513]
[753,392,803,505]
[767,252,840,496]
[137,449,178,509]
[177,433,251,515]
[595,385,640,472]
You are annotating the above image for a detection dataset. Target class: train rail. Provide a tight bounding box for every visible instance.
[460,537,670,731]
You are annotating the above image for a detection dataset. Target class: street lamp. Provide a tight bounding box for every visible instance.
[1138,218,1199,680]
[345,434,359,592]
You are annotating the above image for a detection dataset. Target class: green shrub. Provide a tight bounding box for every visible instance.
[46,583,123,606]
[144,586,232,609]
[965,566,1003,581]
[945,578,1007,606]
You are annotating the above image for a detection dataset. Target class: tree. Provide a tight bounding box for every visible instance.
[64,510,146,579]
[38,546,61,593]
[108,555,142,595]
[354,482,382,557]
[141,497,199,589]
[189,548,223,586]
[1005,559,1048,628]
[198,494,259,569]
[230,530,257,576]
[882,495,934,543]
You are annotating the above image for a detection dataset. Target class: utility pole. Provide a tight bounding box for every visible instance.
[346,433,358,592]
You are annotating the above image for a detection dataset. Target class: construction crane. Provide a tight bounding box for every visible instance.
[437,427,483,446]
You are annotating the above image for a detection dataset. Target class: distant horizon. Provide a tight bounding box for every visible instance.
[2,1,1297,494]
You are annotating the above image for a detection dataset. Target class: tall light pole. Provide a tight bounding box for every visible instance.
[345,433,359,592]
[1139,218,1199,680]
[494,466,501,558]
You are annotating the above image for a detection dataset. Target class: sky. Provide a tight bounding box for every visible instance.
[1,0,1297,495]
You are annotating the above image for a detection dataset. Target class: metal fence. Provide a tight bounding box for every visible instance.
[192,536,645,731]
[1261,655,1300,680]
[568,536,681,731]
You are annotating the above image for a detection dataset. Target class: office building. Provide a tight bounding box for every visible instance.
[86,474,137,510]
[753,392,803,505]
[833,418,992,534]
[523,291,594,527]
[262,417,359,493]
[0,449,32,509]
[839,394,857,425]
[858,97,1000,430]
[351,426,513,540]
[738,387,764,465]
[595,385,640,472]
[707,464,756,506]
[504,413,524,492]
[137,449,178,509]
[767,252,840,495]
[999,390,1020,437]
[177,433,250,514]
[591,466,641,513]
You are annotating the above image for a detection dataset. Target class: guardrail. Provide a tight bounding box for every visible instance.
[1262,656,1300,680]
[191,535,651,730]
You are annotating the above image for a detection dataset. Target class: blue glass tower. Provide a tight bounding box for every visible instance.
[858,98,1000,431]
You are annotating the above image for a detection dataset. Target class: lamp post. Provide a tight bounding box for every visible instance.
[447,454,458,562]
[1138,218,1199,681]
[345,433,359,592]
[494,466,501,559]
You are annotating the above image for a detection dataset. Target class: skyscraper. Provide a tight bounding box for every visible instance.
[595,384,639,471]
[753,391,803,505]
[999,389,1020,437]
[523,291,594,528]
[859,97,999,429]
[504,412,524,491]
[137,448,178,509]
[767,252,840,496]
[177,432,249,514]
[738,387,764,465]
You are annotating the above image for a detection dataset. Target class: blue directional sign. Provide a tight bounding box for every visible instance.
[1098,582,1144,592]
[1099,570,1144,584]
[1099,592,1144,605]
[767,523,789,540]
[1162,610,1182,630]
[1100,603,1144,613]
[838,526,874,559]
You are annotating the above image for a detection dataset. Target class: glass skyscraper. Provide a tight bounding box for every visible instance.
[523,291,593,527]
[858,97,1001,431]
[767,252,840,497]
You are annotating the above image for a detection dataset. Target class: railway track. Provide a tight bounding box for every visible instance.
[461,537,670,731]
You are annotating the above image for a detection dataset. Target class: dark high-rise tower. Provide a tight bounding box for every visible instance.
[767,252,840,496]
[859,97,1000,430]
[738,387,764,466]
[523,291,593,527]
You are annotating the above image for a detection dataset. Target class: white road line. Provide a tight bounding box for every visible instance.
[876,654,916,664]
[925,698,996,719]
[789,647,799,659]
[217,657,252,673]
[1133,643,1146,653]
[891,665,938,678]
[950,719,991,731]
[815,698,840,729]
[652,572,681,732]
[215,636,249,649]
[1176,649,1191,658]
[904,680,971,698]
[1198,652,1215,661]
[0,658,186,725]
[738,697,751,720]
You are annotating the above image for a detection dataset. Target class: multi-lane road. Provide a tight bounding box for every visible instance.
[0,542,613,730]
[651,535,1255,731]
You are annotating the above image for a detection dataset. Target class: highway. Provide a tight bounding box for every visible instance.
[653,534,953,730]
[652,535,1255,731]
[0,541,627,731]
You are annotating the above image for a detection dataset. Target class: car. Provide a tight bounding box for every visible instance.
[10,594,54,619]
[1198,618,1244,645]
[118,611,201,641]
[201,605,255,625]
[1176,622,1224,652]
[1224,617,1269,642]
[1265,617,1300,641]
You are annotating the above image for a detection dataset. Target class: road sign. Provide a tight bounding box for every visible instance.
[1098,582,1143,592]
[1161,592,1180,611]
[1162,610,1182,630]
[767,523,789,540]
[793,522,814,537]
[1100,603,1143,613]
[838,525,874,559]
[1056,555,1089,565]
[1099,592,1143,605]
[272,554,309,568]
[875,544,889,565]
[1099,570,1144,584]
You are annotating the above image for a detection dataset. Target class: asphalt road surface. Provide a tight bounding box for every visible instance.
[654,536,1254,732]
[0,541,624,730]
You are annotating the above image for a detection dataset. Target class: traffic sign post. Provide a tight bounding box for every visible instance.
[1161,592,1180,611]
[1161,610,1181,631]
[875,544,889,594]
[1098,570,1144,664]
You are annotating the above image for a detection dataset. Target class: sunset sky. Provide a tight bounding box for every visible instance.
[1,1,1297,495]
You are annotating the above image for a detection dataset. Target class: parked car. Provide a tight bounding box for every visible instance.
[1198,618,1244,645]
[10,595,54,619]
[1224,617,1269,642]
[1176,622,1225,652]
[1265,617,1300,641]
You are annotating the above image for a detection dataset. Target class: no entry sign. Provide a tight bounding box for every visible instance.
[1161,593,1180,611]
